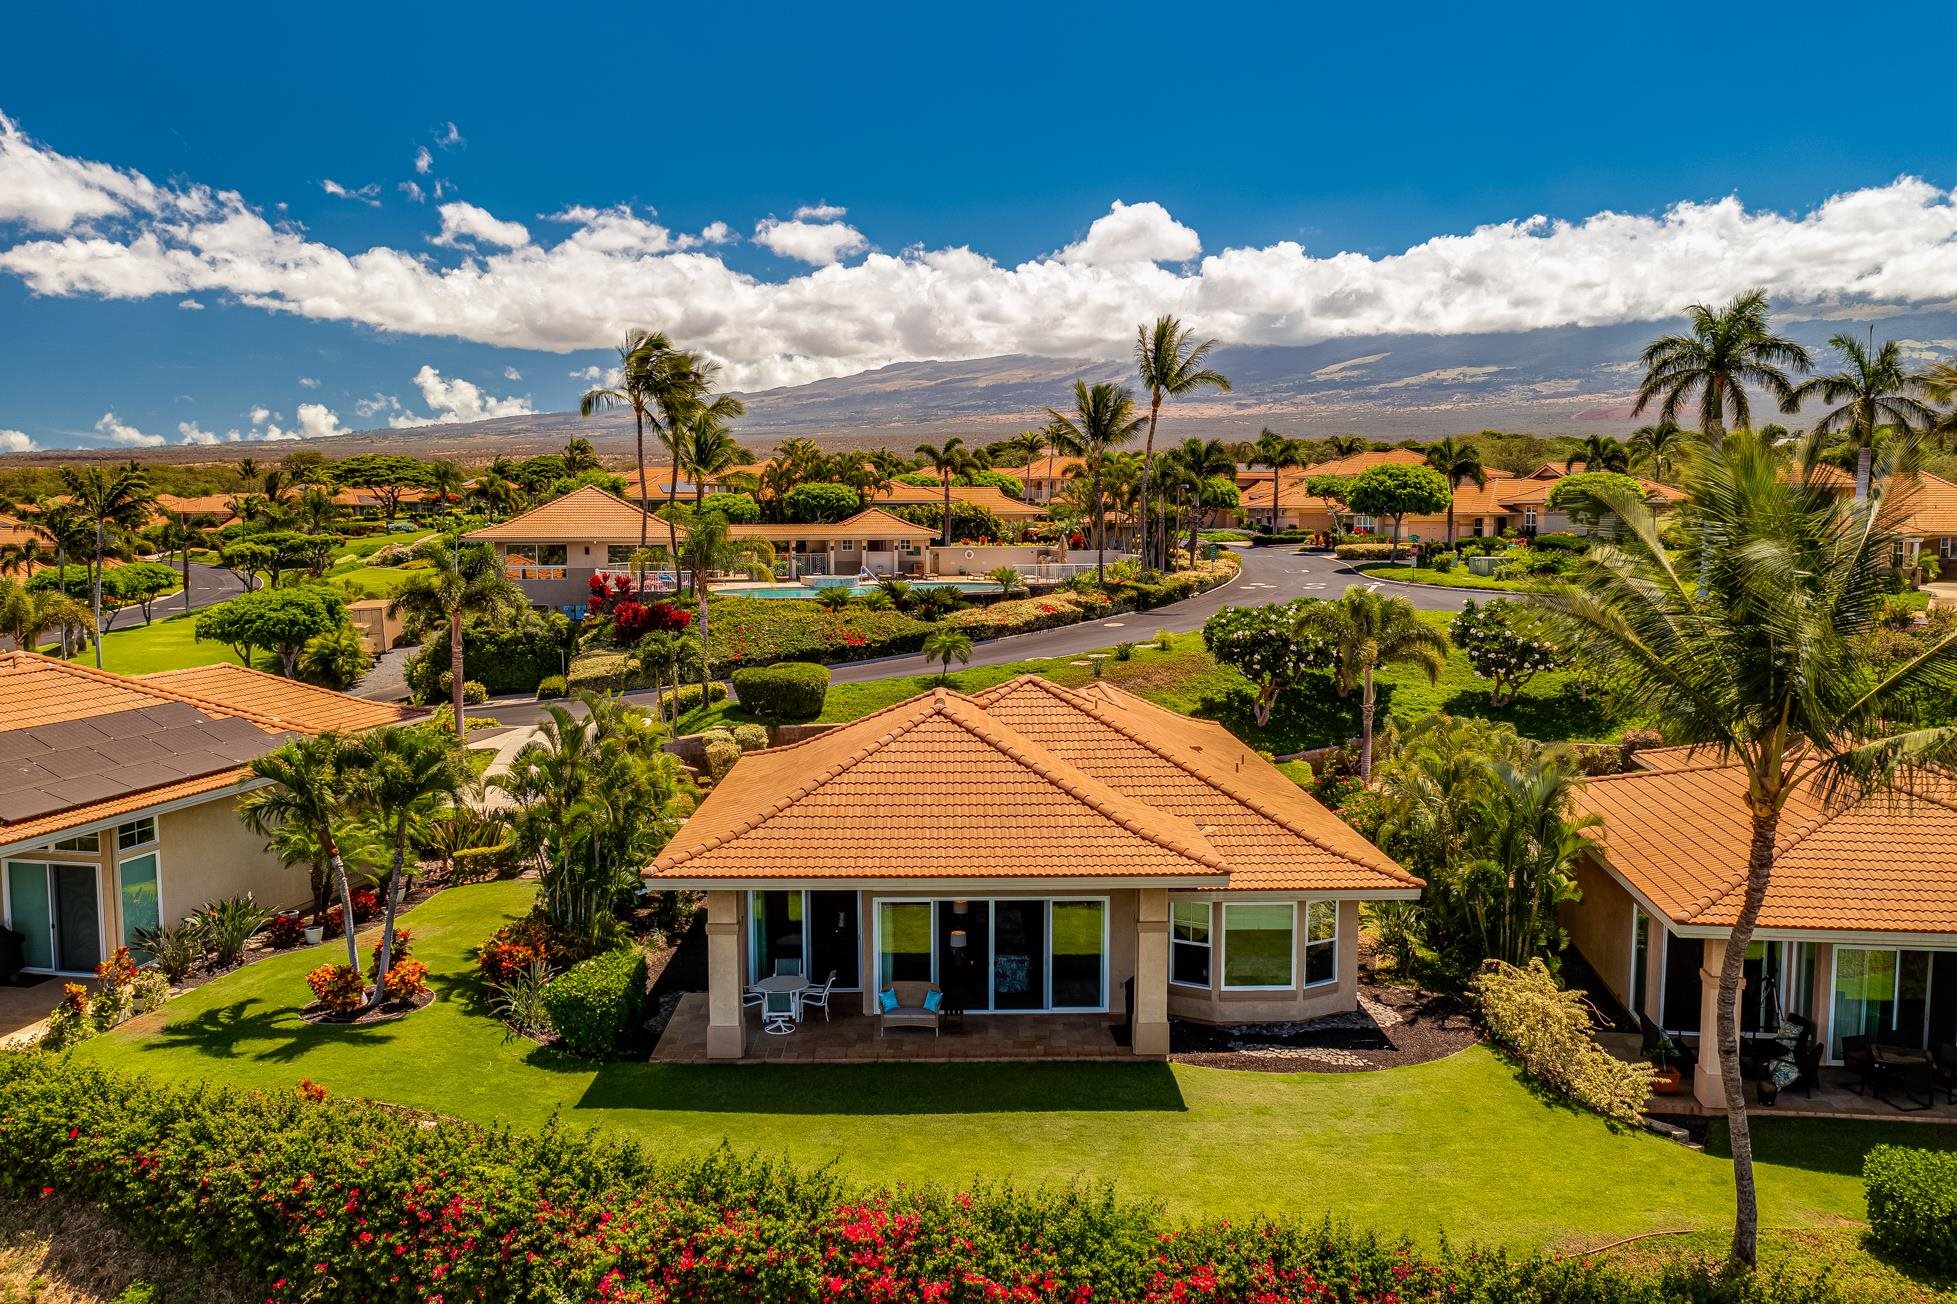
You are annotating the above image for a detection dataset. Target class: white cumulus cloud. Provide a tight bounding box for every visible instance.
[176,420,219,445]
[94,411,163,447]
[502,365,521,380]
[794,202,847,221]
[177,297,204,310]
[413,145,433,175]
[431,202,530,250]
[753,216,869,266]
[398,181,425,204]
[432,122,464,150]
[1056,200,1201,266]
[0,428,38,453]
[321,179,380,207]
[388,365,533,427]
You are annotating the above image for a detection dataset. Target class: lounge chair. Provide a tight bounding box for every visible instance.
[879,981,942,1037]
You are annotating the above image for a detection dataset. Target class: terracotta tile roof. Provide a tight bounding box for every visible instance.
[1572,760,1957,937]
[462,485,689,545]
[1493,476,1684,507]
[995,455,1085,481]
[1239,455,1519,517]
[1630,743,1736,772]
[727,507,939,542]
[651,687,1230,882]
[1896,473,1957,538]
[0,767,255,851]
[0,514,52,551]
[139,664,419,733]
[650,677,1418,894]
[154,493,237,515]
[872,484,1046,518]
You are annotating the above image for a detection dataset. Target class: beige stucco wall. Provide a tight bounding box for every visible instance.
[156,796,311,921]
[1561,853,1636,1011]
[1164,897,1362,1024]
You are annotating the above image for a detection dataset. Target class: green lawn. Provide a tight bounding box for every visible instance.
[78,881,1955,1251]
[66,608,280,675]
[679,624,1615,751]
[1355,562,1544,592]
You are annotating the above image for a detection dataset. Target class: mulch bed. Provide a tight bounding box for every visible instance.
[298,988,434,1026]
[1168,975,1478,1074]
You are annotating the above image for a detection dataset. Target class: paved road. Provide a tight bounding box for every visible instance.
[472,546,1473,725]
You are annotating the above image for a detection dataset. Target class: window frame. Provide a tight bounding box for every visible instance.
[1220,900,1297,992]
[1302,900,1338,989]
[116,817,157,852]
[117,849,163,950]
[1169,898,1212,989]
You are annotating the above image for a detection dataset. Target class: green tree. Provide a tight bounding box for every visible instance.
[673,508,774,696]
[195,586,346,676]
[1044,382,1147,582]
[581,329,674,583]
[1546,471,1648,536]
[632,630,695,727]
[1304,474,1352,535]
[1533,429,1957,1271]
[1251,429,1309,530]
[560,437,601,476]
[1346,464,1451,561]
[1424,437,1487,547]
[1135,316,1232,568]
[1562,434,1632,474]
[678,412,748,509]
[648,350,745,567]
[345,724,466,1006]
[922,627,973,683]
[1448,599,1562,704]
[1299,586,1449,781]
[913,437,982,547]
[238,733,365,972]
[780,481,862,524]
[1200,600,1332,725]
[1789,331,1938,502]
[57,465,153,667]
[329,455,431,521]
[1628,420,1689,483]
[298,621,372,691]
[0,580,92,656]
[1633,289,1810,440]
[388,539,521,732]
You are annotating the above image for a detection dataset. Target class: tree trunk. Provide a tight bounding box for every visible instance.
[1446,499,1457,549]
[1093,459,1106,584]
[634,408,649,593]
[1359,666,1376,783]
[1719,807,1781,1274]
[366,834,411,1010]
[665,432,681,595]
[323,832,361,974]
[449,609,465,733]
[697,586,710,706]
[1854,443,1874,504]
[180,548,192,613]
[1139,398,1160,570]
[941,477,952,547]
[91,520,104,668]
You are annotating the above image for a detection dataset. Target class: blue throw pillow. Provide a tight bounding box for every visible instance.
[878,989,899,1014]
[923,989,942,1013]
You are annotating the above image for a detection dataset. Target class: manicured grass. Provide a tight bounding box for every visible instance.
[680,624,1614,750]
[65,608,281,675]
[80,881,1956,1251]
[1355,562,1545,592]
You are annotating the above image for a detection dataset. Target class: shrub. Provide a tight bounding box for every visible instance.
[489,959,555,1042]
[540,947,648,1058]
[297,621,372,690]
[266,912,307,949]
[731,661,830,723]
[702,737,742,783]
[382,958,431,1004]
[406,609,571,700]
[730,722,768,752]
[131,919,204,983]
[1449,599,1563,705]
[1471,958,1654,1125]
[1334,542,1399,560]
[197,894,269,968]
[1113,641,1134,661]
[1528,530,1589,554]
[477,916,571,985]
[461,678,489,705]
[305,963,367,1014]
[567,651,634,693]
[1864,1145,1957,1275]
[535,673,567,700]
[668,681,728,713]
[130,970,169,1015]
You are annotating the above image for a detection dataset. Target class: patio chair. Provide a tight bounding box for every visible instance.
[741,986,764,1010]
[799,971,838,1023]
[1841,1035,1876,1095]
[773,959,803,978]
[1933,1043,1957,1106]
[879,981,942,1038]
[761,989,797,1036]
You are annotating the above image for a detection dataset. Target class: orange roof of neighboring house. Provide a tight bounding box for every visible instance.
[1629,743,1736,772]
[995,455,1086,481]
[649,677,1419,894]
[138,664,418,733]
[463,485,688,545]
[1492,476,1684,507]
[1238,451,1436,512]
[872,484,1045,518]
[154,493,237,516]
[0,513,52,549]
[727,507,938,542]
[621,463,767,496]
[1572,760,1957,938]
[1896,472,1957,538]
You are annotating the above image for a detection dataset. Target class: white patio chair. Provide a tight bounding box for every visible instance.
[761,989,797,1035]
[799,971,838,1022]
[741,985,764,1009]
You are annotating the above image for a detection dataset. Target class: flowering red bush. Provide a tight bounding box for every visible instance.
[381,958,430,1004]
[366,929,414,979]
[266,912,307,949]
[304,963,367,1014]
[94,947,139,985]
[610,599,692,641]
[295,1078,329,1103]
[476,916,568,984]
[350,887,380,921]
[59,982,89,1014]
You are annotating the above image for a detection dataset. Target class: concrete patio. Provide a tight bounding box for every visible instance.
[653,992,1137,1064]
[0,976,66,1046]
[1652,1066,1957,1125]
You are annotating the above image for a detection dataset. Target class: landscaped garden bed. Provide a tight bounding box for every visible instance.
[1169,974,1477,1074]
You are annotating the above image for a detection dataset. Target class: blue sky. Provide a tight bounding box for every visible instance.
[3,1,1955,451]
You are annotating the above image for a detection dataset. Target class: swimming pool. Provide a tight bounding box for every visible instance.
[733,580,1003,600]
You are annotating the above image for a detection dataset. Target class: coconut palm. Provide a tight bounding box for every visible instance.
[1044,382,1147,582]
[678,413,748,509]
[1562,434,1632,474]
[1323,435,1367,458]
[1788,331,1938,502]
[914,437,982,546]
[1424,437,1487,546]
[345,724,467,1007]
[1633,289,1810,439]
[388,539,521,732]
[1135,316,1232,568]
[57,465,153,668]
[238,733,365,973]
[650,352,745,566]
[922,627,972,683]
[561,436,602,476]
[0,534,48,581]
[673,508,774,698]
[1532,428,1957,1271]
[1164,437,1237,565]
[1628,420,1690,483]
[581,329,676,586]
[1249,428,1298,531]
[425,460,465,513]
[1297,587,1450,783]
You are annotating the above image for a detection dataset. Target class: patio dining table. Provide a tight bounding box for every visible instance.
[752,974,811,1029]
[1871,1044,1934,1110]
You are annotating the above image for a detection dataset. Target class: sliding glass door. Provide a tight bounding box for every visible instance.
[4,860,102,973]
[1832,947,1933,1059]
[750,890,860,988]
[871,896,1107,1012]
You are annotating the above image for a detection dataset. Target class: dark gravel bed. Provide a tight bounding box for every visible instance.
[1168,978,1479,1074]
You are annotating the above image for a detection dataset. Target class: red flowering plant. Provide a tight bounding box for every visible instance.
[476,916,568,984]
[365,928,413,979]
[305,963,367,1014]
[381,958,430,1005]
[266,912,307,948]
[59,982,90,1014]
[295,1078,329,1103]
[94,947,139,986]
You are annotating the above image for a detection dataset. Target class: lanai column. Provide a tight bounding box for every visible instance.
[705,890,745,1060]
[1134,888,1170,1055]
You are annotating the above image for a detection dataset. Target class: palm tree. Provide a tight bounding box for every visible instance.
[1044,382,1147,582]
[425,460,465,513]
[678,412,747,509]
[1628,420,1689,483]
[650,352,745,569]
[1533,429,1957,1271]
[1166,437,1237,565]
[1249,429,1293,531]
[632,629,692,727]
[295,485,343,534]
[1563,434,1631,474]
[238,733,364,973]
[57,465,153,668]
[1788,331,1937,502]
[0,535,48,581]
[1323,435,1367,458]
[388,540,519,731]
[561,436,602,476]
[147,517,200,613]
[1298,587,1449,783]
[913,437,981,546]
[1424,437,1487,546]
[673,509,774,699]
[922,627,972,683]
[235,456,260,486]
[581,329,675,585]
[1135,316,1232,569]
[1634,289,1811,439]
[345,725,466,1007]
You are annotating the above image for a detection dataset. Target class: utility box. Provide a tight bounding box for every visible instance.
[1468,556,1498,577]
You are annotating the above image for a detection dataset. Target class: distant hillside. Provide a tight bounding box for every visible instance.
[14,310,1955,466]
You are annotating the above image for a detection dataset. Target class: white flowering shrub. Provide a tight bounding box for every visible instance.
[1201,600,1333,724]
[1450,599,1562,705]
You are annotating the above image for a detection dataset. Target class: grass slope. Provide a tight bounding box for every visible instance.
[67,609,281,675]
[80,882,1954,1250]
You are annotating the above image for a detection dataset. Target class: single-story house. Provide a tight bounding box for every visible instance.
[991,456,1086,504]
[463,485,941,609]
[645,676,1422,1059]
[621,463,769,501]
[871,483,1046,523]
[1560,747,1957,1109]
[0,654,415,976]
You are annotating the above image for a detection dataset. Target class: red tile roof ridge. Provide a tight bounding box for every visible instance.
[0,650,302,735]
[970,675,1419,886]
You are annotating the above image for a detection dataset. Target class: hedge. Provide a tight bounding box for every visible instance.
[0,1052,1821,1304]
[539,947,648,1058]
[407,612,572,700]
[1333,543,1400,561]
[1864,1144,1957,1275]
[731,661,830,723]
